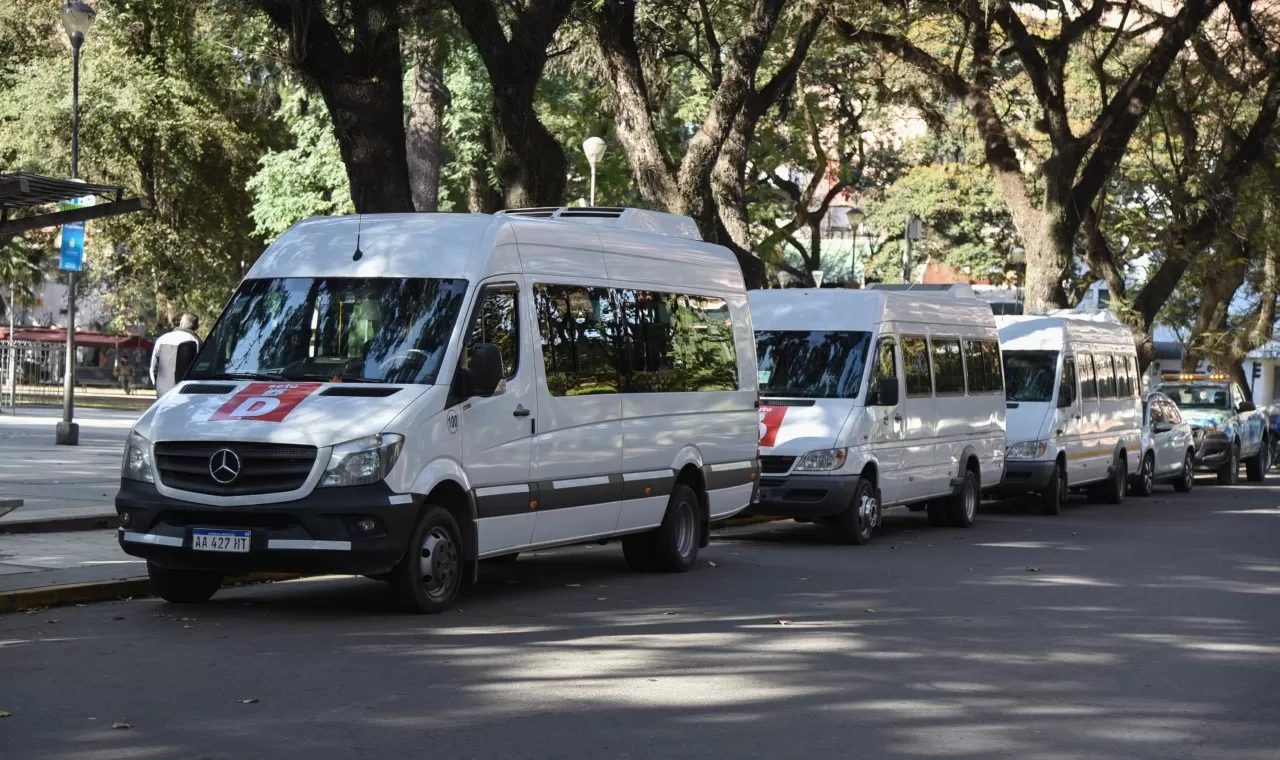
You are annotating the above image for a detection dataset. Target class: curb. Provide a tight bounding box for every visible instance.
[0,514,118,535]
[0,573,301,614]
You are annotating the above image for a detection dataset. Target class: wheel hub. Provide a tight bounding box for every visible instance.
[860,493,880,529]
[419,527,458,600]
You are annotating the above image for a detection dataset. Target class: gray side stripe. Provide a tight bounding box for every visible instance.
[475,485,537,519]
[705,460,759,491]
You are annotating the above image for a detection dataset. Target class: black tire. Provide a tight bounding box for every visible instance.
[148,563,223,604]
[1131,452,1155,497]
[390,505,464,614]
[1246,440,1267,482]
[1040,460,1066,516]
[832,477,879,545]
[944,468,978,528]
[1101,454,1127,504]
[1217,443,1239,486]
[628,483,700,573]
[1173,449,1195,493]
[480,552,520,565]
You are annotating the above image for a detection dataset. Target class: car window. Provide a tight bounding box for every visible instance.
[1164,400,1183,424]
[902,336,932,397]
[1060,357,1077,405]
[1079,354,1098,400]
[931,338,964,395]
[1231,384,1246,409]
[1147,399,1163,426]
[466,284,520,379]
[869,337,898,394]
[1097,355,1117,399]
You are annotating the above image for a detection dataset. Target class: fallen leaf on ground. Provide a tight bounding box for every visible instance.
[75,604,86,608]
[183,625,194,629]
[110,722,132,730]
[0,711,10,718]
[112,616,124,621]
[1025,567,1040,572]
[565,584,580,588]
[797,577,810,581]
[865,609,875,613]
[663,611,678,616]
[44,620,58,624]
[707,561,718,567]
[238,698,258,704]
[776,619,791,626]
[595,597,607,601]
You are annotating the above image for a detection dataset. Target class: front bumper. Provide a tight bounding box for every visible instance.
[994,459,1058,493]
[115,480,419,576]
[1194,436,1231,469]
[743,472,862,520]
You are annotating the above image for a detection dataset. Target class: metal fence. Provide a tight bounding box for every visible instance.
[1,340,66,409]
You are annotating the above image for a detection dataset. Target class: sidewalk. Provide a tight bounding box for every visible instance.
[0,529,149,611]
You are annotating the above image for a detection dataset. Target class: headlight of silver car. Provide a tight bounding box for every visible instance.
[1005,440,1049,460]
[320,434,404,487]
[121,431,155,483]
[793,448,848,472]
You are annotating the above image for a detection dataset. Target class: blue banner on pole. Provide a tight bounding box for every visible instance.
[60,220,85,271]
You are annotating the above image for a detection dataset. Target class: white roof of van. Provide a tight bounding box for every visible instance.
[997,312,1136,351]
[246,212,744,292]
[749,287,997,331]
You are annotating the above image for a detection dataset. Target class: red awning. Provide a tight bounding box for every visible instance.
[0,326,153,350]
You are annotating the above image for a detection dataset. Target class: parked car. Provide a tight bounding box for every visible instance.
[1157,373,1268,484]
[993,311,1143,515]
[745,284,1007,544]
[1131,391,1196,496]
[116,207,761,613]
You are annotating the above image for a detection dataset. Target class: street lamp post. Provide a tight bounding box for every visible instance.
[582,136,607,207]
[55,0,95,446]
[847,207,865,286]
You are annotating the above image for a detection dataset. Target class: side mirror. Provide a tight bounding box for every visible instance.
[1238,400,1256,413]
[871,376,899,406]
[468,343,503,397]
[1057,386,1075,408]
[1153,421,1173,434]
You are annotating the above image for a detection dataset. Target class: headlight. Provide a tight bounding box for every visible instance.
[121,431,155,483]
[320,434,404,487]
[1006,440,1049,460]
[1202,421,1221,435]
[794,448,848,472]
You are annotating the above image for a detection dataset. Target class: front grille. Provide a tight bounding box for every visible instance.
[760,456,796,474]
[759,477,786,488]
[155,441,318,496]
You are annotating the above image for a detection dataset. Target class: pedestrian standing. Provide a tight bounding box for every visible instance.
[115,354,135,395]
[151,313,201,396]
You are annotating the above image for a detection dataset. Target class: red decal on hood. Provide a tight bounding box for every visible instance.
[210,382,322,422]
[759,405,789,447]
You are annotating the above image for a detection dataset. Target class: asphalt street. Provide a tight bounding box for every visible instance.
[2,479,1278,759]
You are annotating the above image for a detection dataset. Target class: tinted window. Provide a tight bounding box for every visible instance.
[868,337,898,401]
[1079,354,1098,400]
[1147,398,1163,426]
[618,290,737,392]
[1097,355,1117,399]
[1164,399,1183,424]
[983,341,1005,393]
[756,330,872,399]
[465,285,519,379]
[965,339,1003,394]
[1061,357,1077,405]
[1121,356,1135,398]
[534,284,619,396]
[902,336,932,397]
[1004,350,1058,403]
[1163,384,1231,409]
[931,338,964,394]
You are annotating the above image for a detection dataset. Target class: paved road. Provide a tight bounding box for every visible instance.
[0,408,136,519]
[2,481,1278,759]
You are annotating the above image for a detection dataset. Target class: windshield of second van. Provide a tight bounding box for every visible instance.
[1004,350,1059,403]
[190,277,469,385]
[755,330,872,398]
[1162,384,1232,410]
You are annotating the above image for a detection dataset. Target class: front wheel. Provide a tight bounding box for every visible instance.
[1131,452,1155,497]
[390,505,464,614]
[626,484,700,572]
[1040,461,1066,516]
[1217,444,1239,485]
[148,563,223,604]
[1246,440,1268,482]
[833,477,879,545]
[1173,450,1195,493]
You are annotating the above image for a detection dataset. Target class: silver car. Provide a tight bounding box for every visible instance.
[1131,391,1197,495]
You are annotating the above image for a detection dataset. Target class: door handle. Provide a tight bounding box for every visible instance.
[512,405,531,418]
[1072,413,1081,420]
[894,413,904,421]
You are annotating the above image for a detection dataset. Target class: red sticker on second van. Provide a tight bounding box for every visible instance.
[759,405,788,447]
[210,382,322,423]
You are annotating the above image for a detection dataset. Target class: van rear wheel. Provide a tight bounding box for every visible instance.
[625,483,699,573]
[1101,455,1127,504]
[944,469,978,528]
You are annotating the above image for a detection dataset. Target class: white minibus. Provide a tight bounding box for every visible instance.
[116,207,760,612]
[995,311,1142,513]
[745,284,1007,544]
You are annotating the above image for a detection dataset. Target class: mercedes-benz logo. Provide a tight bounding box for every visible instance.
[208,448,242,484]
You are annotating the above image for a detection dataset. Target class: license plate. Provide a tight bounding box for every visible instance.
[192,529,251,553]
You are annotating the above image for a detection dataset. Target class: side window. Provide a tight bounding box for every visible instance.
[963,339,987,394]
[615,290,738,393]
[1097,355,1117,399]
[1122,356,1135,398]
[902,336,932,397]
[983,340,1004,394]
[534,284,619,396]
[1061,356,1077,405]
[931,338,964,395]
[871,336,897,381]
[1231,384,1246,409]
[1079,353,1098,400]
[1147,399,1163,426]
[465,284,520,379]
[1164,400,1183,425]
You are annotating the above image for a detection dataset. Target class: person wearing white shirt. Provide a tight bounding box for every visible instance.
[151,313,201,396]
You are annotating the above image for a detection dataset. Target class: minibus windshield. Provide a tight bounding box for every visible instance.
[755,330,872,399]
[190,277,469,385]
[1004,350,1059,403]
[1161,384,1232,410]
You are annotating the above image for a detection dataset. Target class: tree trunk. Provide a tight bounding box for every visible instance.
[1019,193,1074,311]
[491,90,567,209]
[406,6,450,213]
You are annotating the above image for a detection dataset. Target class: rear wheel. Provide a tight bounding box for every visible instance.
[1246,440,1268,482]
[1131,452,1155,497]
[148,563,223,604]
[390,505,464,614]
[626,483,700,572]
[1102,455,1127,504]
[1173,450,1195,493]
[1040,461,1066,516]
[1217,443,1239,485]
[832,477,879,545]
[944,468,978,528]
